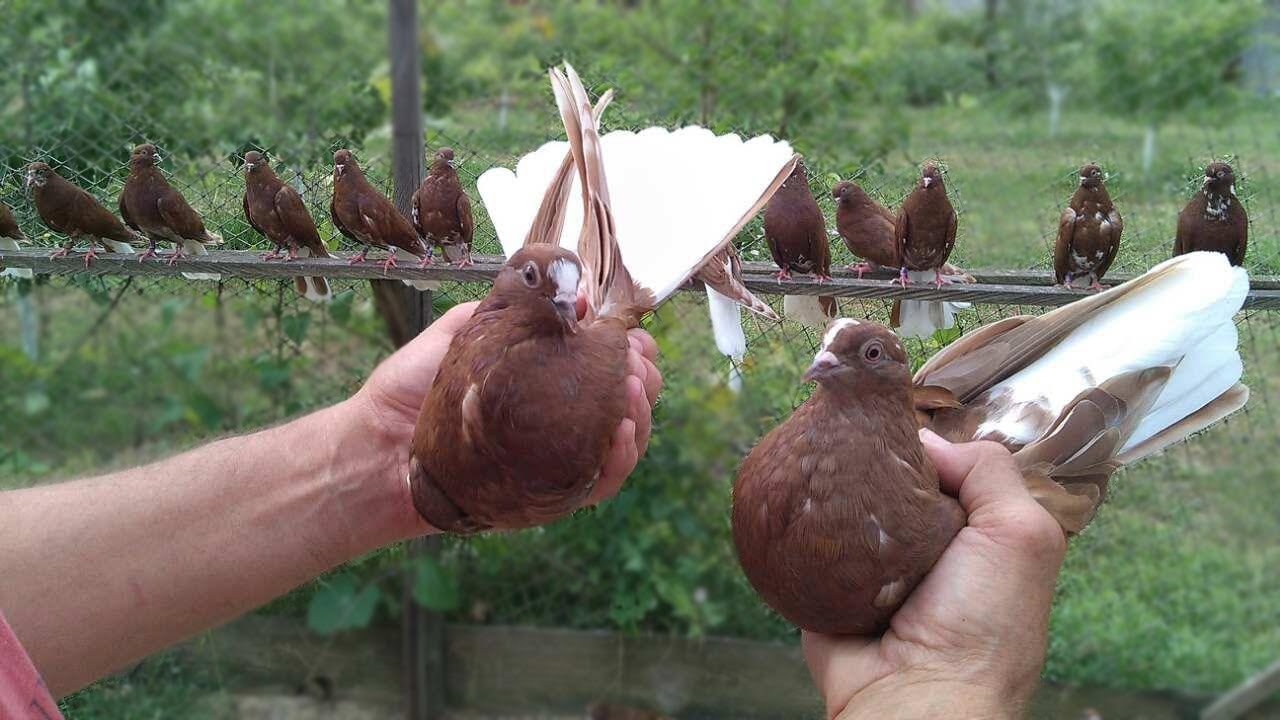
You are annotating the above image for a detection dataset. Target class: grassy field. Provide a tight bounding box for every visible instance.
[2,99,1277,716]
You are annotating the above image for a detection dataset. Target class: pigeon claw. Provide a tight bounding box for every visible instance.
[815,273,832,283]
[260,249,283,261]
[416,254,433,269]
[49,247,72,260]
[894,267,910,289]
[82,246,98,268]
[346,250,369,265]
[381,254,398,275]
[166,249,185,267]
[774,269,792,282]
[848,261,874,279]
[137,247,159,262]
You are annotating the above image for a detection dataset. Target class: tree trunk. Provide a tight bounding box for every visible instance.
[1141,125,1157,175]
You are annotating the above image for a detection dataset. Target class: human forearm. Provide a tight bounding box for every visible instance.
[0,398,426,695]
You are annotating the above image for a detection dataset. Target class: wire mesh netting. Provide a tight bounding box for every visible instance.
[3,0,1280,715]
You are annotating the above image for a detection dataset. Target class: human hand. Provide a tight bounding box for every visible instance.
[803,431,1067,720]
[350,299,662,534]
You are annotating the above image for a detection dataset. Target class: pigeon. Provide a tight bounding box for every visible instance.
[1174,161,1247,266]
[1055,164,1122,291]
[0,200,32,279]
[764,160,837,328]
[832,179,898,278]
[892,162,970,339]
[329,148,430,273]
[410,64,796,532]
[733,251,1249,634]
[412,147,474,266]
[242,150,331,302]
[119,144,222,281]
[24,162,140,268]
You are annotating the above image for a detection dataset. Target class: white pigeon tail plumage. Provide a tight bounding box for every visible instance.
[915,251,1250,532]
[478,64,796,358]
[1,237,33,279]
[893,270,970,339]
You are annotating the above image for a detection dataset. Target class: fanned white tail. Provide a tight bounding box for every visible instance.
[478,117,794,312]
[1,238,32,279]
[974,251,1248,452]
[894,270,969,339]
[707,285,747,392]
[783,294,831,329]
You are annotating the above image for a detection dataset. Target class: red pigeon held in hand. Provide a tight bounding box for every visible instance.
[1055,163,1122,291]
[0,200,32,279]
[329,148,430,273]
[764,159,836,329]
[412,147,474,267]
[25,162,140,267]
[242,150,331,302]
[119,144,222,281]
[733,251,1249,634]
[1174,161,1247,266]
[411,64,795,532]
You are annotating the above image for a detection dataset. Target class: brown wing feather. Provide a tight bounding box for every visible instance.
[455,191,474,246]
[523,88,612,248]
[156,188,206,239]
[1095,209,1122,280]
[1054,207,1074,284]
[275,184,327,256]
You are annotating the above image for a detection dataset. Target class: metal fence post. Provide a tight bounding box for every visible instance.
[387,1,447,718]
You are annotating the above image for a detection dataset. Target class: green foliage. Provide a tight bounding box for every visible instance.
[412,555,461,612]
[306,573,383,635]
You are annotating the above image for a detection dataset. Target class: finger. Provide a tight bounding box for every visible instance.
[919,429,1030,511]
[801,631,884,718]
[626,375,652,454]
[587,418,637,505]
[627,328,659,363]
[639,357,661,408]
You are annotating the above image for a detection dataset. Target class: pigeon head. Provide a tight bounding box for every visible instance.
[130,144,161,168]
[494,245,583,333]
[1203,162,1235,194]
[919,162,944,190]
[24,162,53,190]
[333,149,357,179]
[804,318,910,390]
[432,147,456,170]
[243,150,265,173]
[1078,163,1104,189]
[831,180,867,204]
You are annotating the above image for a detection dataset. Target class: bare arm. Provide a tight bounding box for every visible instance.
[0,302,660,697]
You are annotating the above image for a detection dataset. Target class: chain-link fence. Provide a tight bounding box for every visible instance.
[2,1,1279,717]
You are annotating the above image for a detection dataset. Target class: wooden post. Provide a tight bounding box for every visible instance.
[387,1,447,719]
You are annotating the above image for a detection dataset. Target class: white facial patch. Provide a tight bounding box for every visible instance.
[548,258,581,306]
[821,318,860,351]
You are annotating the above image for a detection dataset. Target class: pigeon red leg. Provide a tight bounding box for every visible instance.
[1088,275,1107,292]
[816,272,832,283]
[894,267,910,289]
[260,248,283,261]
[381,253,399,275]
[347,248,369,265]
[49,245,72,260]
[774,269,792,282]
[166,247,186,266]
[82,244,98,268]
[452,247,473,268]
[933,269,955,290]
[848,261,874,279]
[138,239,160,262]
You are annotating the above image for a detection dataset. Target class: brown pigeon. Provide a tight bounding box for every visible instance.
[329,148,429,272]
[1174,161,1247,266]
[242,150,331,302]
[891,163,972,339]
[1055,164,1122,291]
[412,147,474,266]
[832,179,898,278]
[764,160,836,328]
[733,251,1248,635]
[0,200,31,279]
[413,64,795,532]
[24,162,140,267]
[119,144,222,280]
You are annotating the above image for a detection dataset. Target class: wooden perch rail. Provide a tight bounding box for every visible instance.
[3,248,1279,309]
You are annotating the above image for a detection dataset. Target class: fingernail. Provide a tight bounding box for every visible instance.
[918,427,948,446]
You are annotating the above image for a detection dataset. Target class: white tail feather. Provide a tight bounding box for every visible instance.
[179,239,219,281]
[974,252,1248,449]
[707,285,747,359]
[392,247,438,291]
[894,270,968,339]
[294,247,333,303]
[783,294,831,329]
[478,126,794,307]
[100,239,136,254]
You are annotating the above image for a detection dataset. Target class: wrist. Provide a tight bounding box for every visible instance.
[833,672,1028,720]
[319,398,436,554]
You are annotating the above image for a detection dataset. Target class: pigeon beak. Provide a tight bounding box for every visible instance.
[553,295,578,332]
[245,162,255,171]
[803,350,841,383]
[923,177,933,188]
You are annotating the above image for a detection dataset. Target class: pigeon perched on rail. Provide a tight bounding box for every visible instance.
[1054,164,1122,291]
[733,251,1249,635]
[1174,161,1247,266]
[25,162,139,268]
[891,162,972,339]
[242,150,331,302]
[412,147,474,267]
[119,144,222,281]
[764,160,836,328]
[329,148,430,275]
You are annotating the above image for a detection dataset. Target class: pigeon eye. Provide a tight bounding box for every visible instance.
[1217,170,1225,178]
[863,341,884,363]
[521,263,540,288]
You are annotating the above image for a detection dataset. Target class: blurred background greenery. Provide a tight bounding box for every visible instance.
[1,0,1278,717]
